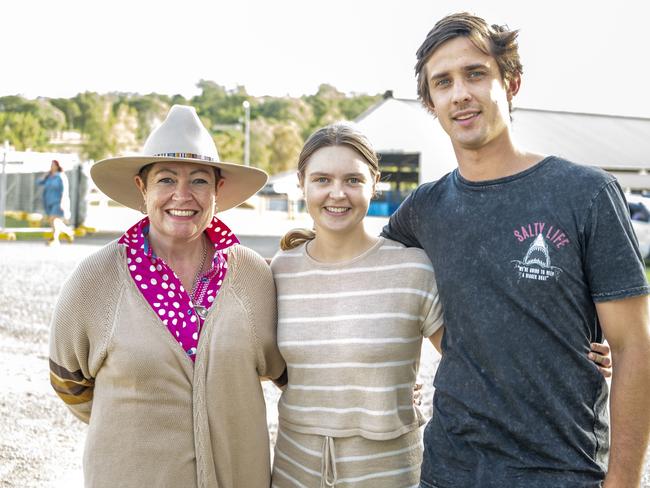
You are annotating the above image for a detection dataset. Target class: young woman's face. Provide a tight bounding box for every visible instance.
[301,145,376,237]
[135,162,223,244]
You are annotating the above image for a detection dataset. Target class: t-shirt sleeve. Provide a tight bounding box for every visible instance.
[421,268,444,338]
[583,181,650,302]
[381,189,423,248]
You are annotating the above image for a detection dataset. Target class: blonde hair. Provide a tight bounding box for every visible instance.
[280,228,316,251]
[281,123,380,250]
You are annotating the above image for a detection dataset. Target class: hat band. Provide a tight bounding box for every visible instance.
[152,152,217,162]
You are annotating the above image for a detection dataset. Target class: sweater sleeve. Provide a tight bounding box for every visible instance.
[49,242,123,422]
[229,245,286,381]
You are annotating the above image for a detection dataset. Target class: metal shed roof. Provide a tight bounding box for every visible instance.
[355,97,650,188]
[510,108,650,169]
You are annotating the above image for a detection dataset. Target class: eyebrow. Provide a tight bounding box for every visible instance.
[309,172,367,178]
[429,63,490,81]
[153,167,211,176]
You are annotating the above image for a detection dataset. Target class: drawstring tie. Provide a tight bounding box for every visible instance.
[321,436,338,487]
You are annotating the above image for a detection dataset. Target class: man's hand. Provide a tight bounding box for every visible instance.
[589,342,612,378]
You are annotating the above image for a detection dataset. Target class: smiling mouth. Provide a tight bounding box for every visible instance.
[167,209,198,217]
[324,206,350,214]
[452,111,481,122]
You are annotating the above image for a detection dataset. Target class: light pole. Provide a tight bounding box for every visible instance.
[0,141,9,231]
[242,100,250,166]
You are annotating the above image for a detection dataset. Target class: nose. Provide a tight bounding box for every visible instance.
[172,180,192,200]
[329,182,346,199]
[451,79,471,105]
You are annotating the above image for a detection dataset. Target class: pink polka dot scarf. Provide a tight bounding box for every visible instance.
[118,216,239,361]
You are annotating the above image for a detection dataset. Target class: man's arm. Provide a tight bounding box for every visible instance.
[597,294,650,487]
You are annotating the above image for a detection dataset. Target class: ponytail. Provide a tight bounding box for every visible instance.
[280,228,316,251]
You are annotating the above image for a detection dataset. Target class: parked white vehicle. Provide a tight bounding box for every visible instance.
[626,193,650,260]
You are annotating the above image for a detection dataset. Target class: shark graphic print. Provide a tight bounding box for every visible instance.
[511,222,567,282]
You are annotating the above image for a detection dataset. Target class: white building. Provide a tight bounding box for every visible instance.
[354,95,650,213]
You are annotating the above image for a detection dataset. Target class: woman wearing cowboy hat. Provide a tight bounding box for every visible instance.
[49,105,285,487]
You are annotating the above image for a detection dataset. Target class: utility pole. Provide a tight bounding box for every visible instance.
[0,141,9,231]
[242,100,250,166]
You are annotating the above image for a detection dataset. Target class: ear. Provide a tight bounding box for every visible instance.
[428,93,437,116]
[506,74,521,101]
[134,175,146,197]
[216,178,225,193]
[372,173,381,198]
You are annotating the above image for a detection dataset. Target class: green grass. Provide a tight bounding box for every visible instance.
[2,215,52,240]
[4,215,30,228]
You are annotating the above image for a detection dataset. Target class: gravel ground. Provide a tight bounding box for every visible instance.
[0,240,648,487]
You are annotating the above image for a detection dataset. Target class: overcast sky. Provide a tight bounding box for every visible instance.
[2,0,648,118]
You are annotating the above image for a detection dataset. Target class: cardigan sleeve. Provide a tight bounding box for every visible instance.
[229,245,286,382]
[49,242,123,422]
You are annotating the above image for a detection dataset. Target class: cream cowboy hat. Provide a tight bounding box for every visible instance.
[91,104,267,212]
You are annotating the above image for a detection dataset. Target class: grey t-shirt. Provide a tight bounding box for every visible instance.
[382,156,649,488]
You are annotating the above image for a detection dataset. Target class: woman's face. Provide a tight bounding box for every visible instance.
[301,145,376,237]
[135,162,223,244]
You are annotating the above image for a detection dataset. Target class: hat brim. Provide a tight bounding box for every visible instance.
[90,156,268,212]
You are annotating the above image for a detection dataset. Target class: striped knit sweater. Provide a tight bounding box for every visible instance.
[271,237,443,441]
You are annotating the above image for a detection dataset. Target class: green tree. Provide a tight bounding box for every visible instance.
[192,80,249,127]
[50,98,81,130]
[119,94,169,143]
[256,97,313,135]
[339,93,382,120]
[171,94,189,106]
[0,95,66,135]
[0,95,30,112]
[112,103,140,154]
[214,130,244,165]
[303,84,345,131]
[0,112,49,150]
[268,122,303,174]
[74,92,116,160]
[34,99,66,132]
[250,118,274,174]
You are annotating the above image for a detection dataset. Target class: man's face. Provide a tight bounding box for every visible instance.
[424,36,518,151]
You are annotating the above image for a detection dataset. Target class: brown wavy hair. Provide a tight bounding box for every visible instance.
[280,123,380,251]
[415,12,523,114]
[51,160,63,172]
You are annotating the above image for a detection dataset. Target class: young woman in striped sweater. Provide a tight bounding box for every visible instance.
[270,123,611,488]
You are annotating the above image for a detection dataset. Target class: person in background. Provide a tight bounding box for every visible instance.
[382,12,650,487]
[38,159,74,245]
[49,105,285,488]
[270,122,613,487]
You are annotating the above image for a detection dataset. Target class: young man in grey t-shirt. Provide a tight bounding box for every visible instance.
[382,12,650,488]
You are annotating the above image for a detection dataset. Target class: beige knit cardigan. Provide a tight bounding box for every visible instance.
[49,240,285,488]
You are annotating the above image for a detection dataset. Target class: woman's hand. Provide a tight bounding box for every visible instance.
[589,342,612,378]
